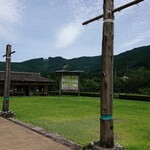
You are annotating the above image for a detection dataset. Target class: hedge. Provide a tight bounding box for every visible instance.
[49,91,150,102]
[49,91,100,97]
[118,94,150,102]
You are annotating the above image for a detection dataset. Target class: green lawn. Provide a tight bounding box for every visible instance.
[0,96,150,149]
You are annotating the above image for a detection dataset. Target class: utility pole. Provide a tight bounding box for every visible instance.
[82,0,144,148]
[1,44,15,117]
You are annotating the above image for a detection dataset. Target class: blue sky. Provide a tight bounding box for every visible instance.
[0,0,149,62]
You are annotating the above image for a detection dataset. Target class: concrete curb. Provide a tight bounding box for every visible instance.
[7,117,82,150]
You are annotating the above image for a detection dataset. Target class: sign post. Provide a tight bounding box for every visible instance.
[56,70,83,96]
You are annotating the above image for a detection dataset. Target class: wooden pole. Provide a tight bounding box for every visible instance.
[82,0,144,148]
[100,0,114,148]
[1,45,15,117]
[3,45,12,111]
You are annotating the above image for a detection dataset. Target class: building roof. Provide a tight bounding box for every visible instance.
[56,70,84,75]
[0,71,54,83]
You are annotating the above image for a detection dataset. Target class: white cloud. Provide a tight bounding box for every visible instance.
[123,30,150,48]
[54,0,101,49]
[55,0,146,49]
[55,22,82,49]
[114,0,149,54]
[0,0,25,41]
[115,0,131,7]
[68,0,101,20]
[0,0,21,23]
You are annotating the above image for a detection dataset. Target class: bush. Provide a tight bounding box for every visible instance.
[138,88,150,95]
[118,94,150,102]
[80,92,100,97]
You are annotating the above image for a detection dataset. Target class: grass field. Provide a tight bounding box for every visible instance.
[0,96,150,149]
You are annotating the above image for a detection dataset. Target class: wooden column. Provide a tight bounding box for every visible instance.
[78,74,80,96]
[100,0,114,148]
[44,85,48,96]
[3,45,12,112]
[59,75,62,96]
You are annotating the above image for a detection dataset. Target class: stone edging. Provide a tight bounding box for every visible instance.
[7,118,82,150]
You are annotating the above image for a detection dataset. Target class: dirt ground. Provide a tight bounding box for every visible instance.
[0,117,71,150]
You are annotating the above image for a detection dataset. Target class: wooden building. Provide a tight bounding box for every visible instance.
[0,71,54,96]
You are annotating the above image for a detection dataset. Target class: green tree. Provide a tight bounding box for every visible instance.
[124,68,150,94]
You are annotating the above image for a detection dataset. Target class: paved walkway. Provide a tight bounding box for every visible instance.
[0,117,71,150]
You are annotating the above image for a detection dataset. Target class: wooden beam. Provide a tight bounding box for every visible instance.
[82,0,144,25]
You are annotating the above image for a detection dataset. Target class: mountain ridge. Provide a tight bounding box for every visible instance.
[0,45,150,77]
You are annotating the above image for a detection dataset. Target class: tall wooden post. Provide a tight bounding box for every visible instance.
[100,0,114,148]
[1,45,15,117]
[82,0,144,148]
[3,45,12,111]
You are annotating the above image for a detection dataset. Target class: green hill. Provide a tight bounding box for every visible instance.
[114,45,150,75]
[0,45,150,77]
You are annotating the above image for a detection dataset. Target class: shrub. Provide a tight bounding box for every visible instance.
[118,94,150,101]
